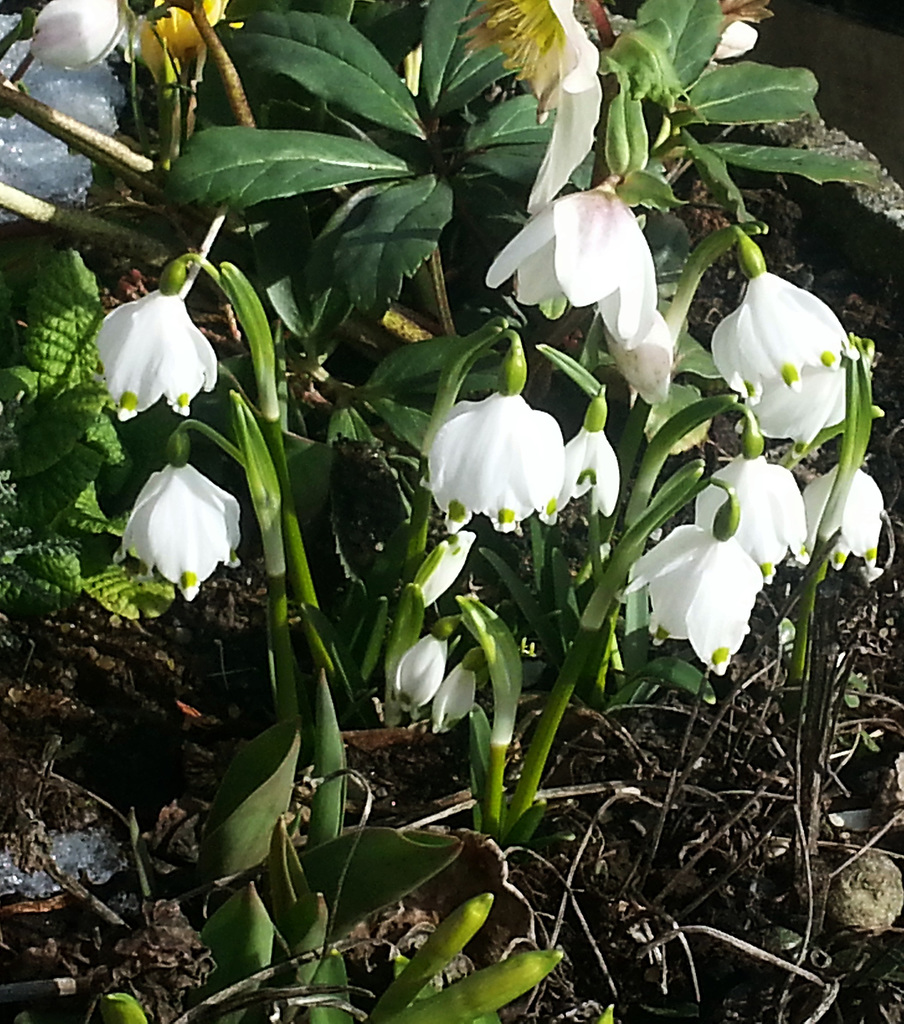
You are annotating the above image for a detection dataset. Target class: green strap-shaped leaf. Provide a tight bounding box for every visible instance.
[200,718,301,879]
[198,884,275,1002]
[231,12,424,138]
[169,128,411,208]
[637,0,723,87]
[333,175,454,312]
[301,828,461,941]
[25,249,103,392]
[707,141,881,187]
[684,62,818,124]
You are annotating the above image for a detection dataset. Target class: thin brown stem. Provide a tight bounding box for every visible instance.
[173,0,256,128]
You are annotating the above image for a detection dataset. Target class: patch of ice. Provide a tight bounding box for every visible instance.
[0,14,125,218]
[0,826,128,898]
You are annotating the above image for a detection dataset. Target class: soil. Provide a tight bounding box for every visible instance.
[2,179,904,1024]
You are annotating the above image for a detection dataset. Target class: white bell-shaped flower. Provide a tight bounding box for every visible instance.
[390,635,448,712]
[96,290,218,421]
[695,456,807,582]
[713,20,758,61]
[31,0,126,70]
[486,188,658,342]
[751,361,847,445]
[712,272,849,402]
[627,525,763,675]
[415,531,476,606]
[803,467,884,580]
[606,310,674,403]
[117,464,241,601]
[556,393,620,519]
[431,662,477,733]
[427,393,565,533]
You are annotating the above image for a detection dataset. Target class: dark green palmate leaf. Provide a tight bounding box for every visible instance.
[200,718,301,879]
[301,828,461,940]
[169,128,411,208]
[637,0,723,87]
[707,141,881,186]
[464,96,551,184]
[231,12,425,138]
[421,0,506,115]
[332,175,453,311]
[684,62,818,124]
[465,95,552,150]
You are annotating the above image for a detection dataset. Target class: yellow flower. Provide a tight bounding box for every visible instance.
[140,0,227,75]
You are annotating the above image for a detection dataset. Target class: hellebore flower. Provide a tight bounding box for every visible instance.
[695,456,807,582]
[606,310,674,403]
[627,525,763,675]
[427,393,565,533]
[713,20,758,60]
[556,393,620,519]
[486,188,658,342]
[803,467,884,580]
[140,0,228,78]
[470,0,601,213]
[31,0,126,70]
[752,361,847,445]
[96,290,218,421]
[415,531,476,606]
[432,661,478,733]
[117,464,241,600]
[712,272,850,402]
[390,635,448,713]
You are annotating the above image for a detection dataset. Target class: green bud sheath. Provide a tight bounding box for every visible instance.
[499,334,528,396]
[736,232,767,280]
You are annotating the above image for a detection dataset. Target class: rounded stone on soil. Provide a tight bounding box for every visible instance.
[826,850,904,931]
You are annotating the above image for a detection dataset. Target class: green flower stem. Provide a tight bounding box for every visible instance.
[175,419,243,465]
[260,416,333,680]
[483,742,507,838]
[0,74,161,196]
[663,225,763,339]
[589,510,605,584]
[0,180,170,264]
[623,395,737,526]
[268,570,299,721]
[507,460,706,832]
[404,469,433,580]
[506,628,597,833]
[787,558,828,687]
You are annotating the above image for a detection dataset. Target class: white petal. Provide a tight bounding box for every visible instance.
[32,0,125,69]
[486,206,556,291]
[528,79,602,214]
